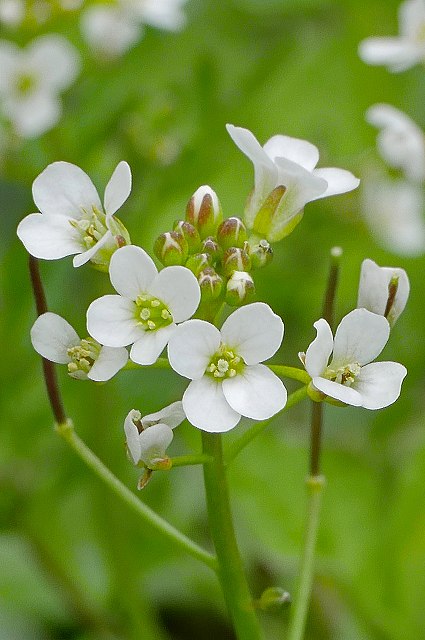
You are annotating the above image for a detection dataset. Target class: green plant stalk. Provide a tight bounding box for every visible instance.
[56,420,218,572]
[170,454,213,467]
[202,432,263,640]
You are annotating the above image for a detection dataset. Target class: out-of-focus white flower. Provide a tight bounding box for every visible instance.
[124,401,185,468]
[168,302,287,432]
[300,309,407,409]
[366,104,425,182]
[361,176,425,256]
[357,258,410,326]
[0,0,24,27]
[226,124,359,242]
[59,0,83,10]
[0,34,80,137]
[17,161,132,268]
[87,245,201,365]
[31,312,128,381]
[359,0,425,72]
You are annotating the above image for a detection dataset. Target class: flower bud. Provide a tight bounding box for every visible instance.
[217,216,247,250]
[174,220,202,254]
[88,217,132,272]
[258,587,291,612]
[186,185,223,239]
[225,271,255,306]
[251,185,303,242]
[201,236,222,263]
[198,267,224,302]
[154,231,188,266]
[222,247,251,276]
[249,238,273,269]
[185,252,212,276]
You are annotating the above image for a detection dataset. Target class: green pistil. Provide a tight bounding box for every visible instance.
[206,345,245,380]
[16,73,36,96]
[326,362,361,386]
[135,294,173,331]
[67,338,101,378]
[69,206,108,249]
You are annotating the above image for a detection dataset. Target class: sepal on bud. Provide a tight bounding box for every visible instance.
[222,247,251,276]
[251,185,304,242]
[186,185,223,239]
[248,238,273,269]
[198,267,224,302]
[174,220,202,253]
[225,271,255,306]
[185,252,212,276]
[154,231,189,266]
[217,216,247,250]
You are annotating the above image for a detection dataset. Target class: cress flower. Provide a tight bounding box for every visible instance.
[300,308,407,409]
[0,34,80,137]
[167,302,287,433]
[357,258,410,327]
[124,401,185,469]
[87,245,201,365]
[226,124,359,242]
[359,0,425,72]
[17,160,132,268]
[31,312,128,381]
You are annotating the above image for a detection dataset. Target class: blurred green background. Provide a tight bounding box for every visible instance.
[1,0,425,638]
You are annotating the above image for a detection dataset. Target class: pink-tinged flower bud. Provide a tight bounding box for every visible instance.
[217,216,247,250]
[185,252,212,276]
[154,231,188,266]
[186,185,223,239]
[222,247,251,276]
[225,271,255,306]
[201,236,222,262]
[248,238,273,269]
[198,267,224,302]
[173,220,202,253]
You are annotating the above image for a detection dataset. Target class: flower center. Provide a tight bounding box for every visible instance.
[206,344,245,380]
[326,362,361,387]
[69,206,108,250]
[135,294,173,331]
[15,72,37,96]
[67,337,101,378]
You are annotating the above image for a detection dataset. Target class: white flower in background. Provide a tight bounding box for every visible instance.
[0,34,80,137]
[366,104,425,182]
[87,245,201,365]
[17,161,132,268]
[31,312,129,381]
[359,0,425,72]
[124,401,185,468]
[357,258,410,326]
[300,308,407,409]
[0,0,24,27]
[168,302,287,432]
[361,176,425,256]
[226,124,359,242]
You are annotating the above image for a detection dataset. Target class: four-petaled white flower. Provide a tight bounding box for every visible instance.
[0,34,80,137]
[31,312,129,381]
[300,308,407,409]
[17,160,132,268]
[357,258,410,327]
[226,124,359,242]
[167,302,287,433]
[124,401,185,468]
[359,0,425,72]
[366,104,425,182]
[87,245,201,365]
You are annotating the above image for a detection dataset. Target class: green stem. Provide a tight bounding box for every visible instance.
[267,365,310,384]
[202,433,263,640]
[56,420,218,572]
[170,454,213,467]
[287,475,325,640]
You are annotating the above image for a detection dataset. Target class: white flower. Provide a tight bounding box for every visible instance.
[0,0,24,27]
[226,124,359,242]
[87,245,201,365]
[0,34,80,137]
[359,0,425,72]
[31,312,128,381]
[366,104,425,182]
[301,309,407,409]
[17,160,132,268]
[361,176,425,256]
[167,302,287,433]
[124,401,185,467]
[357,258,410,327]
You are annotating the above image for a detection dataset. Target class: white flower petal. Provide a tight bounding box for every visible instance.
[87,295,142,347]
[109,245,157,299]
[32,161,101,218]
[331,309,390,368]
[0,40,18,92]
[138,424,174,466]
[263,135,319,171]
[103,161,132,216]
[72,230,114,268]
[130,324,176,365]
[26,34,80,91]
[124,409,142,464]
[352,361,407,409]
[88,346,128,382]
[357,258,410,326]
[183,377,241,432]
[304,318,334,378]
[272,156,328,222]
[30,312,79,363]
[17,213,82,259]
[168,319,221,379]
[220,302,284,365]
[223,364,287,420]
[400,0,425,39]
[312,376,363,406]
[5,92,61,138]
[142,401,185,430]
[81,6,141,57]
[138,0,187,31]
[312,168,360,199]
[149,266,200,323]
[358,37,422,72]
